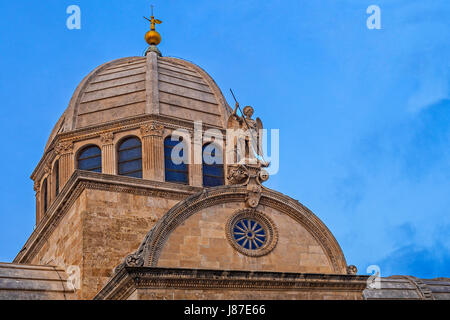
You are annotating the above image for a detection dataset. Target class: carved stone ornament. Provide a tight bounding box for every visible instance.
[44,163,51,175]
[227,165,249,185]
[227,163,269,208]
[347,265,358,275]
[33,180,40,193]
[125,254,144,267]
[140,122,164,137]
[55,141,74,155]
[114,253,144,273]
[100,132,114,145]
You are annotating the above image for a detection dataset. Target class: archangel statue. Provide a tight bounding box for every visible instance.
[227,102,265,165]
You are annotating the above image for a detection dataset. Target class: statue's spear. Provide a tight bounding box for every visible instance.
[230,89,251,130]
[229,89,267,164]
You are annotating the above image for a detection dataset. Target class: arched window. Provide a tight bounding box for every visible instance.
[41,178,48,214]
[53,160,59,197]
[164,136,188,184]
[118,137,142,178]
[202,143,224,187]
[78,145,102,173]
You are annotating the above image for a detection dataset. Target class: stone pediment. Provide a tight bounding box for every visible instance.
[114,184,349,275]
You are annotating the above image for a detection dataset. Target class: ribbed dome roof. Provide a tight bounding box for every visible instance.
[45,55,231,153]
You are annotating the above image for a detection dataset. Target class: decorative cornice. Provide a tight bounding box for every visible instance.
[95,267,369,300]
[14,170,202,264]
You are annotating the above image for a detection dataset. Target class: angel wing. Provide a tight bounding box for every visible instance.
[155,19,162,24]
[256,117,263,131]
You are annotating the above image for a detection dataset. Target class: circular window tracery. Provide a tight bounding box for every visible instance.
[233,218,267,250]
[226,210,278,257]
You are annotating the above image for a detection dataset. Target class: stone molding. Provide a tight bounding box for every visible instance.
[95,267,369,300]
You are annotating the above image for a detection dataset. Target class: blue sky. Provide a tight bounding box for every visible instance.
[0,0,448,278]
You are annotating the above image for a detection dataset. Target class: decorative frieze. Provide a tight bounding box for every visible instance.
[95,266,369,300]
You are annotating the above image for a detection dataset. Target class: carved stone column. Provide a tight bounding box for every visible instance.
[140,122,164,181]
[191,128,203,187]
[34,180,41,224]
[100,132,115,175]
[44,163,52,204]
[55,141,74,188]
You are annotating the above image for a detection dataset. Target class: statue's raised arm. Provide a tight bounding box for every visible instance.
[227,102,243,130]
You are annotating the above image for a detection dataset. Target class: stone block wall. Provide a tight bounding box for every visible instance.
[80,189,179,299]
[29,188,181,300]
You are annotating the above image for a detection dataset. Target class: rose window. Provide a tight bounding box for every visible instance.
[232,218,267,250]
[226,210,278,257]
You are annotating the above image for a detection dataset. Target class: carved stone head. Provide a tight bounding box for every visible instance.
[243,106,254,118]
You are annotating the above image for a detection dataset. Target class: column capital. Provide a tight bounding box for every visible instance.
[44,162,51,175]
[33,180,40,193]
[140,122,164,138]
[100,132,114,145]
[55,141,74,155]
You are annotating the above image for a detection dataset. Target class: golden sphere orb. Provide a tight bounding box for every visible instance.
[145,30,161,45]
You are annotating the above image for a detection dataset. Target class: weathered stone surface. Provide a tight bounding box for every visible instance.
[0,263,75,300]
[363,276,450,300]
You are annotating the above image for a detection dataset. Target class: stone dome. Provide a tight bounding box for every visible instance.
[44,55,231,154]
